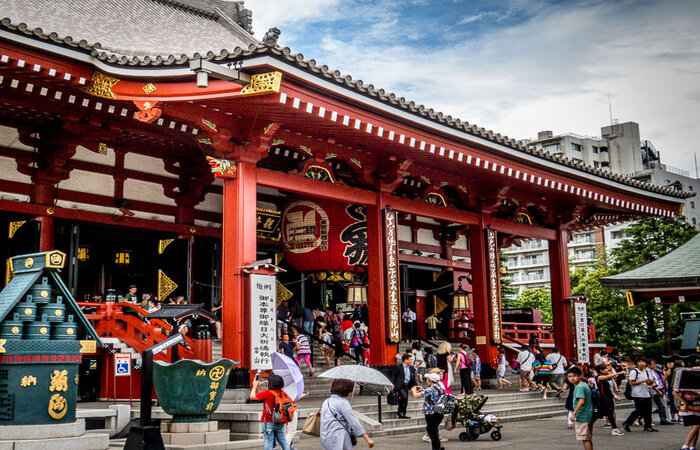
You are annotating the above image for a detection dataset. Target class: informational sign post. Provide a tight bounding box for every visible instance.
[384,209,401,343]
[574,300,590,364]
[250,273,277,370]
[486,229,503,344]
[115,353,131,376]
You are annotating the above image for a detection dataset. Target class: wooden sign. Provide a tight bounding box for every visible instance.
[384,209,401,343]
[574,300,590,363]
[486,229,503,343]
[250,274,277,370]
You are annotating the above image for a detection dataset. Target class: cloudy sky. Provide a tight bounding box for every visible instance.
[245,0,700,176]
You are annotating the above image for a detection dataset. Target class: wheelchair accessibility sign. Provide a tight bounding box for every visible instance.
[114,353,131,376]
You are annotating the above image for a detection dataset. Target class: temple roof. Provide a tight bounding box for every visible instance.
[601,233,700,290]
[0,3,693,202]
[1,0,257,63]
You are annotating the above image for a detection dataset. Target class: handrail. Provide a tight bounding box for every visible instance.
[357,382,384,423]
[79,301,174,332]
[277,318,361,364]
[413,337,439,349]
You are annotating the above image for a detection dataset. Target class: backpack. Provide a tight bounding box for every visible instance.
[427,353,438,369]
[266,390,295,424]
[460,351,473,370]
[624,369,637,400]
[434,386,457,415]
[590,383,606,420]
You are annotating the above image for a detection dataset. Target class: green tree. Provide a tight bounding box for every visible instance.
[499,251,518,300]
[502,287,552,323]
[610,216,697,353]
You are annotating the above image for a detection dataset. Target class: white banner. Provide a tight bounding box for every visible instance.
[250,273,277,370]
[574,301,589,364]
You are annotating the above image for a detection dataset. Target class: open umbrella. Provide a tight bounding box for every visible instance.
[318,365,393,387]
[270,351,305,401]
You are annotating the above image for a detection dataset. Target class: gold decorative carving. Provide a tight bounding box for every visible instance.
[24,258,34,269]
[81,72,120,99]
[46,250,66,269]
[46,207,54,215]
[48,394,67,420]
[158,269,178,301]
[0,339,5,353]
[5,258,13,285]
[79,340,97,354]
[97,143,108,155]
[8,221,26,239]
[50,370,68,392]
[142,83,157,94]
[158,239,175,254]
[276,280,293,304]
[21,375,37,387]
[239,72,282,97]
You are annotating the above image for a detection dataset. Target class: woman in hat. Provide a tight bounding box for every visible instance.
[411,373,447,450]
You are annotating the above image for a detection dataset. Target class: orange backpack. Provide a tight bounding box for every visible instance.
[267,390,296,424]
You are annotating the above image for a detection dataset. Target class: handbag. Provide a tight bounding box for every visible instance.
[302,410,321,436]
[387,389,399,405]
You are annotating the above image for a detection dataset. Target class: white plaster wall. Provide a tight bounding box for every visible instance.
[197,192,223,213]
[73,144,115,165]
[0,156,31,183]
[398,224,412,242]
[453,234,467,250]
[0,125,33,150]
[123,179,175,206]
[124,153,177,178]
[59,169,113,196]
[417,228,439,246]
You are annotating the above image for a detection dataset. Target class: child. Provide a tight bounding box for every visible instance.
[568,366,594,450]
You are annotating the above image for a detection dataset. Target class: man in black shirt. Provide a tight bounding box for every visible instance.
[278,333,296,361]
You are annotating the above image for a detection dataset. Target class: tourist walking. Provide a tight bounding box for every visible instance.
[436,342,454,394]
[547,347,567,397]
[425,313,441,340]
[516,344,535,391]
[594,364,624,436]
[320,379,374,449]
[250,374,291,450]
[649,359,672,425]
[411,373,446,450]
[496,346,512,389]
[390,353,417,418]
[673,375,700,450]
[568,366,594,450]
[532,352,552,398]
[412,342,426,383]
[622,357,659,433]
[472,349,482,391]
[454,344,473,395]
[295,332,314,376]
[320,327,334,366]
[302,305,315,335]
[332,331,346,366]
[402,307,416,340]
[349,321,368,364]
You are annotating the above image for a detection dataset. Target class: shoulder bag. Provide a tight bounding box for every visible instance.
[331,408,357,446]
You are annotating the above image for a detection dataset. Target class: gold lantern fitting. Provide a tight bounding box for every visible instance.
[451,275,471,311]
[114,250,131,267]
[346,282,368,308]
[77,246,90,262]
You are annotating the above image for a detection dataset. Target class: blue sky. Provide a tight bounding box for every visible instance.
[245,0,700,174]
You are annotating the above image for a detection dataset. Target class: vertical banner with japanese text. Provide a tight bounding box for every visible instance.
[486,229,503,344]
[250,273,277,370]
[384,209,401,343]
[574,300,590,363]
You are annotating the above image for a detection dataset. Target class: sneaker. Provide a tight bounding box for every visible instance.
[622,424,631,432]
[520,388,529,392]
[567,424,573,429]
[422,435,430,442]
[542,393,548,399]
[611,429,624,436]
[602,424,612,429]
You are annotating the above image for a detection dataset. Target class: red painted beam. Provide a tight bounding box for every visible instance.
[257,168,377,205]
[0,198,221,237]
[398,253,471,271]
[382,193,480,226]
[483,215,557,241]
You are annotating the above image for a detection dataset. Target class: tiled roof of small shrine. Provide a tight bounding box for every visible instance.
[601,233,700,290]
[0,4,693,201]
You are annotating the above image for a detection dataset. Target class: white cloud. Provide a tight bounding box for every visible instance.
[243,0,700,172]
[457,14,483,24]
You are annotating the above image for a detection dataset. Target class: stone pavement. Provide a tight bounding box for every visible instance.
[292,415,688,449]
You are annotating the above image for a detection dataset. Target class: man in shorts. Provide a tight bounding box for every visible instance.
[568,366,594,450]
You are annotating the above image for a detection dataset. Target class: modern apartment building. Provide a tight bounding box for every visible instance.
[503,121,698,296]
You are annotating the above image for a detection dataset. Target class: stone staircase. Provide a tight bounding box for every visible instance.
[101,337,143,367]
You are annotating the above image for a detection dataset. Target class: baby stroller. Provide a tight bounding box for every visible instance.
[452,394,503,442]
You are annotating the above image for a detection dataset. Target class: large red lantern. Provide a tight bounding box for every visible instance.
[281,197,367,273]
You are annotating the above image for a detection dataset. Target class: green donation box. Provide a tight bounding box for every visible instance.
[153,358,234,422]
[0,251,102,425]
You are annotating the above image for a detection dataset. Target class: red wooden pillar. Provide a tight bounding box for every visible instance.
[468,217,498,364]
[33,182,55,251]
[549,229,575,359]
[221,161,257,367]
[415,290,427,339]
[367,193,393,366]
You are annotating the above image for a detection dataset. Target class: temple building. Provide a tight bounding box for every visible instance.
[0,0,691,395]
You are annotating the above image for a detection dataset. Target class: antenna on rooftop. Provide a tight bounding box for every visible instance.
[695,152,698,179]
[608,94,613,126]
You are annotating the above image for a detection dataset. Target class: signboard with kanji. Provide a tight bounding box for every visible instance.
[250,273,277,370]
[574,301,590,364]
[384,209,400,343]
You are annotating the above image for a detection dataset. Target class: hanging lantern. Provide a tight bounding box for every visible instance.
[113,250,131,267]
[77,246,90,262]
[346,282,368,307]
[281,197,367,274]
[451,275,471,311]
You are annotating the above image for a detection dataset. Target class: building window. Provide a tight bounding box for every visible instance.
[593,161,600,168]
[592,146,599,154]
[571,143,582,152]
[599,147,608,153]
[611,230,627,240]
[601,162,610,168]
[694,218,697,226]
[543,143,561,153]
[691,201,695,209]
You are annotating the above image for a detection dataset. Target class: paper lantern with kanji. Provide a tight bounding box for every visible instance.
[281,197,367,273]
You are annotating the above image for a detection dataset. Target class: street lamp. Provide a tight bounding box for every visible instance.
[451,275,471,311]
